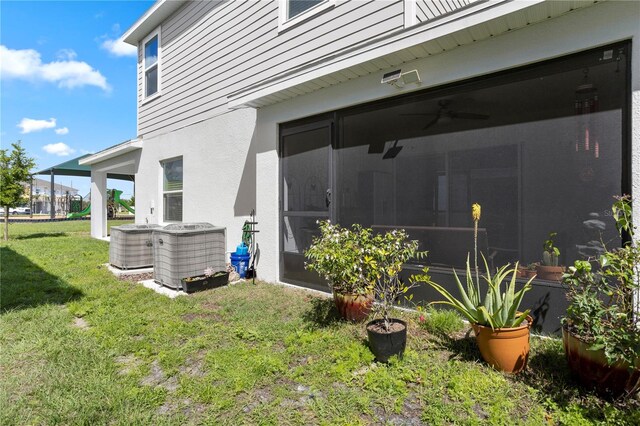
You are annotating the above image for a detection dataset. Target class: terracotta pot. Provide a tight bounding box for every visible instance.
[562,327,640,397]
[535,265,564,281]
[472,316,532,374]
[367,319,407,362]
[333,291,373,322]
[517,268,537,279]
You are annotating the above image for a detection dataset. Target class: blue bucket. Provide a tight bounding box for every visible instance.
[230,251,250,278]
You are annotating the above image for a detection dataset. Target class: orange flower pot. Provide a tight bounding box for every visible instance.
[333,291,374,322]
[472,316,532,374]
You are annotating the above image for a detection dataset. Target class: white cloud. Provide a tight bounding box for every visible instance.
[0,45,110,91]
[43,142,75,156]
[55,127,69,135]
[101,38,137,57]
[18,117,57,134]
[56,48,77,61]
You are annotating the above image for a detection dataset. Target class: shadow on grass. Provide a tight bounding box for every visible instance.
[518,341,638,417]
[0,246,83,312]
[301,297,342,328]
[434,330,482,363]
[14,232,67,240]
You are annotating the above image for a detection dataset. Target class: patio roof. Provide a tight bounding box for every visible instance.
[35,154,134,181]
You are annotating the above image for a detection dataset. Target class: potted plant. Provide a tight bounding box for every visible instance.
[181,267,229,293]
[305,221,377,321]
[517,263,537,279]
[561,195,640,397]
[365,228,424,362]
[536,232,564,281]
[411,204,535,373]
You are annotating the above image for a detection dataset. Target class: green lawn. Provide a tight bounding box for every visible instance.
[1,222,638,425]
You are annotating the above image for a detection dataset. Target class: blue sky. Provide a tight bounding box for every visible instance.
[1,0,154,198]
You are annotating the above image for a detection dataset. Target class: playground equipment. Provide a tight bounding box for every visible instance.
[66,189,134,219]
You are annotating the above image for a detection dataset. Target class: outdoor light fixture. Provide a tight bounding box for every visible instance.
[381,69,421,88]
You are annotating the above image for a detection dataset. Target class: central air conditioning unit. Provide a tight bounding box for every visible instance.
[109,224,162,270]
[152,223,226,289]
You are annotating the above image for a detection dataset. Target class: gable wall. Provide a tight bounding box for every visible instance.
[137,0,409,138]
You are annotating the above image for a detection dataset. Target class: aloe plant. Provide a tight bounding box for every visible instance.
[412,254,533,330]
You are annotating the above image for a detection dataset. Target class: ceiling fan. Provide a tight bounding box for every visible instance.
[402,99,489,130]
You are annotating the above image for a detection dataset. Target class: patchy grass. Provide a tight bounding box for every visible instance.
[418,307,466,336]
[1,221,638,425]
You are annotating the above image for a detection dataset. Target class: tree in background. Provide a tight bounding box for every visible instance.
[1,141,35,240]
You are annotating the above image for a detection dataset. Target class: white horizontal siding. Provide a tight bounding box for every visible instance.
[416,0,477,23]
[138,0,404,138]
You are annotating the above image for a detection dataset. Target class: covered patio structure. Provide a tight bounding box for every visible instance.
[35,154,135,221]
[78,139,142,239]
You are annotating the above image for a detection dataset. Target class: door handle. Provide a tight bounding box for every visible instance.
[325,189,332,207]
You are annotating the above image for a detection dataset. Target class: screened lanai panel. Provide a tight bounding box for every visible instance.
[280,120,333,289]
[335,42,628,273]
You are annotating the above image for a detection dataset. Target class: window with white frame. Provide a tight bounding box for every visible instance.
[279,0,334,31]
[162,158,182,222]
[143,28,160,99]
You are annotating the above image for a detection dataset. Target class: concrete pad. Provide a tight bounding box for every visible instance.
[140,279,187,298]
[106,264,154,277]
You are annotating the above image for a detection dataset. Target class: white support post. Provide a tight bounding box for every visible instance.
[404,0,417,29]
[90,171,108,239]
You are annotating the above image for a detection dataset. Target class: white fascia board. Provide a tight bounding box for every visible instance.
[79,140,143,166]
[228,0,546,108]
[122,0,185,45]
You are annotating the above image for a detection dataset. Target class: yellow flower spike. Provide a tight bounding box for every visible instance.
[472,203,481,223]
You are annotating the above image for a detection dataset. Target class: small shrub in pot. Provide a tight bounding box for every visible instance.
[366,228,425,362]
[562,195,640,397]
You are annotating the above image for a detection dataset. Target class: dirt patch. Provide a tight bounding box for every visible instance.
[141,359,179,392]
[115,354,142,375]
[472,403,489,420]
[181,313,220,323]
[277,382,324,409]
[72,317,90,330]
[200,301,222,312]
[157,398,207,417]
[372,403,423,426]
[178,352,207,377]
[289,355,311,368]
[118,272,153,282]
[242,387,275,413]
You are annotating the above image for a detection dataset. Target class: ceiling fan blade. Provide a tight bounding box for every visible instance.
[452,112,490,120]
[423,115,440,130]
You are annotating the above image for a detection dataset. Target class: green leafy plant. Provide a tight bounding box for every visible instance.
[562,195,640,367]
[411,203,533,329]
[0,141,35,240]
[413,256,533,329]
[368,228,425,331]
[542,232,560,266]
[304,221,378,295]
